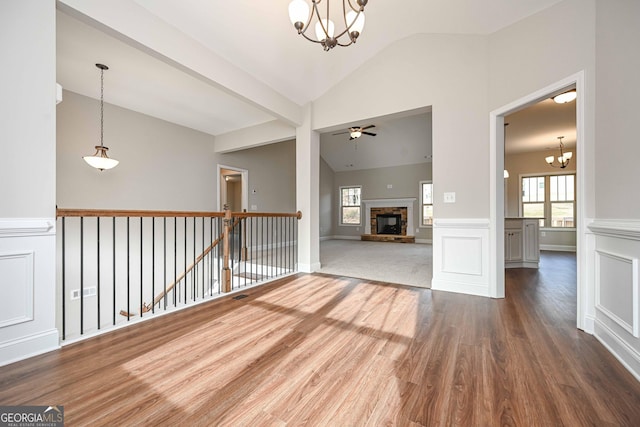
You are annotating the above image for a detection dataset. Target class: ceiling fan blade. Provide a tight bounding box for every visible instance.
[362,132,377,136]
[361,125,376,130]
[333,131,349,135]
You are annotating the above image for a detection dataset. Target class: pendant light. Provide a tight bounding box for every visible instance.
[83,63,119,171]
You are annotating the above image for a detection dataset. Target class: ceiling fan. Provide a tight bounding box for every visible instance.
[333,125,376,140]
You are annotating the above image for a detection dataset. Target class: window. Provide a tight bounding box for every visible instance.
[550,174,575,227]
[340,186,361,225]
[420,181,433,225]
[521,174,575,228]
[521,176,545,227]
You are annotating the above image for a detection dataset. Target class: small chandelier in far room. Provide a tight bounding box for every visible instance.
[83,63,119,171]
[545,136,572,168]
[288,0,367,51]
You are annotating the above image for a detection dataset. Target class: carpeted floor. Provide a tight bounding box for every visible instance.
[318,239,432,288]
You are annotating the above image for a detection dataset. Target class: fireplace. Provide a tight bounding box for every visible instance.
[361,198,416,243]
[376,214,402,235]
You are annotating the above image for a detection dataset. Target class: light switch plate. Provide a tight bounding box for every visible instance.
[444,192,456,203]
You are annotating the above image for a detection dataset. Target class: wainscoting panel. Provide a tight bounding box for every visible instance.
[595,250,638,337]
[432,219,490,297]
[0,251,34,328]
[0,218,58,367]
[588,220,640,381]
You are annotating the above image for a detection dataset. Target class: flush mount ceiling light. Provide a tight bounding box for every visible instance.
[552,90,577,104]
[545,136,572,168]
[83,63,119,171]
[288,0,367,51]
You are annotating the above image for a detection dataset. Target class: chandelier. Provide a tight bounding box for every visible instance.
[288,0,367,51]
[83,63,119,171]
[545,136,572,168]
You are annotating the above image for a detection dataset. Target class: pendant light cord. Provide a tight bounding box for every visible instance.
[100,67,104,148]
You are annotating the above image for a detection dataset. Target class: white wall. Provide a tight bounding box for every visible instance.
[589,0,640,382]
[314,34,489,219]
[0,0,59,366]
[319,157,334,238]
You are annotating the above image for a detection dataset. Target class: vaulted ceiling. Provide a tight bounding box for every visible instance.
[56,0,568,170]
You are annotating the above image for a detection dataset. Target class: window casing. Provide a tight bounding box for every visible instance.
[340,186,362,225]
[521,173,575,228]
[420,181,433,226]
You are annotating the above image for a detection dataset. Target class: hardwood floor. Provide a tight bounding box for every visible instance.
[1,252,640,426]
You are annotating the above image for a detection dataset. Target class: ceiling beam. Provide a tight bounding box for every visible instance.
[58,0,303,127]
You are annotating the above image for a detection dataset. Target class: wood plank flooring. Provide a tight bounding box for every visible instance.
[1,252,640,426]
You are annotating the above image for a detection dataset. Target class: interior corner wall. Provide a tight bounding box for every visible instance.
[218,140,297,213]
[319,157,335,238]
[57,90,218,211]
[0,0,59,367]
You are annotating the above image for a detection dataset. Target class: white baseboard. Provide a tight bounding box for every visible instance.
[431,278,490,297]
[0,329,60,367]
[415,239,432,244]
[594,319,640,382]
[328,235,360,241]
[298,262,322,273]
[540,244,576,252]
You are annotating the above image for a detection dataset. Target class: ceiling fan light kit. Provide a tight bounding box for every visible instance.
[288,0,368,51]
[333,124,376,140]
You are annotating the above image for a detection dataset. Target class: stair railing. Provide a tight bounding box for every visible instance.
[56,207,301,342]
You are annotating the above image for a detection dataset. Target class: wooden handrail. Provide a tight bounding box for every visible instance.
[57,208,302,219]
[57,208,225,218]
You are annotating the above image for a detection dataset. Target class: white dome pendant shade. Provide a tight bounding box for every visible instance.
[83,63,119,171]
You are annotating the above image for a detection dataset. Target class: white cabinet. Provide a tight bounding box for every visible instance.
[505,218,540,268]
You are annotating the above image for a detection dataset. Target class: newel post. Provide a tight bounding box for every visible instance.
[222,204,232,293]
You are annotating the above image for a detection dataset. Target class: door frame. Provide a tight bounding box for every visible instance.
[217,164,248,212]
[489,71,586,330]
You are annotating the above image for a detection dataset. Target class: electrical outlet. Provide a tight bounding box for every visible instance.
[71,287,97,300]
[541,231,546,237]
[387,184,393,189]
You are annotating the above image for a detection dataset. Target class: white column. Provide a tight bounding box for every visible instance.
[296,104,321,272]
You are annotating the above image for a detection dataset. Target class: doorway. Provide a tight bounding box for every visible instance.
[217,165,248,212]
[490,72,587,330]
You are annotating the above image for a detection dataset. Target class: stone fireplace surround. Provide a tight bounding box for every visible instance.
[362,198,416,237]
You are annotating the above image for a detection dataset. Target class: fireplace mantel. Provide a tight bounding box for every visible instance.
[362,198,416,236]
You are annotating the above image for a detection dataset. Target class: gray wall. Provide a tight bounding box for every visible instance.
[328,162,432,240]
[57,90,217,211]
[57,90,296,213]
[219,140,296,213]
